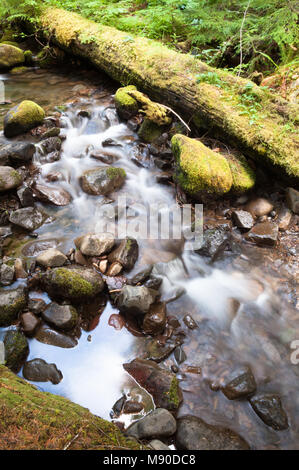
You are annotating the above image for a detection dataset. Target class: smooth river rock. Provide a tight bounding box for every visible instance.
[221,365,257,400]
[249,393,289,430]
[247,221,279,247]
[108,237,139,270]
[42,302,78,331]
[9,207,48,231]
[33,183,71,206]
[0,285,27,326]
[0,166,22,192]
[232,209,254,230]
[74,232,115,256]
[80,167,126,195]
[142,302,167,335]
[35,324,78,348]
[176,416,250,450]
[23,358,63,384]
[246,198,274,218]
[36,248,67,267]
[4,329,29,373]
[126,408,177,439]
[21,312,40,337]
[117,285,158,316]
[0,142,35,165]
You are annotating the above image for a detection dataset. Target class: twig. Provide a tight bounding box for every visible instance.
[160,104,191,133]
[63,433,80,450]
[238,0,251,77]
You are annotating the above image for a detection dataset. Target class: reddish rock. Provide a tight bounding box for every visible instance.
[21,312,40,337]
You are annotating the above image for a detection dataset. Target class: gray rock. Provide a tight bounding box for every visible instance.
[42,302,78,331]
[143,302,166,335]
[0,341,4,364]
[117,285,158,315]
[28,298,47,315]
[176,416,250,450]
[20,311,40,337]
[17,185,35,207]
[0,226,13,240]
[36,248,67,267]
[35,324,78,348]
[0,263,14,286]
[23,358,63,384]
[149,440,170,450]
[286,187,299,214]
[249,393,289,430]
[232,210,254,230]
[129,265,153,285]
[0,285,27,326]
[39,137,62,155]
[174,346,187,364]
[80,167,126,195]
[0,142,35,165]
[0,166,23,192]
[247,222,279,247]
[126,408,177,439]
[74,232,115,256]
[246,198,274,218]
[4,329,29,373]
[196,227,230,260]
[9,207,48,231]
[221,365,256,400]
[108,237,139,270]
[33,183,71,206]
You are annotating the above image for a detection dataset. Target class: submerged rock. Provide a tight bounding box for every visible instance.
[0,44,24,70]
[4,100,45,138]
[23,358,63,385]
[42,302,78,331]
[33,183,71,206]
[143,302,167,335]
[126,408,176,439]
[117,285,158,316]
[249,393,289,431]
[0,166,22,192]
[108,237,138,270]
[21,312,40,337]
[35,324,78,348]
[171,134,233,197]
[36,248,67,268]
[80,167,126,196]
[0,142,35,165]
[74,232,115,256]
[4,329,29,372]
[221,365,257,400]
[0,285,26,326]
[123,358,182,410]
[176,416,249,450]
[247,221,278,247]
[42,266,104,302]
[9,207,48,231]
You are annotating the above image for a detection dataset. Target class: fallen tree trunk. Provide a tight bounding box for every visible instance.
[40,8,298,182]
[0,365,142,450]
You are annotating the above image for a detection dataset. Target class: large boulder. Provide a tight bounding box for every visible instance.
[0,285,27,326]
[80,167,126,195]
[0,44,24,70]
[42,266,105,302]
[176,416,249,450]
[171,134,233,198]
[4,100,45,138]
[123,358,182,411]
[126,408,176,439]
[0,166,22,192]
[23,358,63,384]
[3,329,29,372]
[42,302,78,331]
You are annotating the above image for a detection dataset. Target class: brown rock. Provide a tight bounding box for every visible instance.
[21,312,40,337]
[33,183,71,206]
[246,198,274,218]
[143,302,167,335]
[246,221,279,247]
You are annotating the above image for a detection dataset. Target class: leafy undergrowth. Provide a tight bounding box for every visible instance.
[0,0,298,75]
[0,365,143,450]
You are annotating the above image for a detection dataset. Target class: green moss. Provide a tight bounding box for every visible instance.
[166,376,181,409]
[138,118,164,143]
[0,288,27,327]
[171,134,233,197]
[0,44,24,70]
[50,268,95,297]
[4,100,45,138]
[10,66,29,75]
[225,153,256,193]
[115,85,138,119]
[3,331,29,372]
[0,365,143,450]
[128,89,171,126]
[106,167,126,180]
[24,50,33,65]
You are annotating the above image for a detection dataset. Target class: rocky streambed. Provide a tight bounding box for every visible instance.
[0,54,298,450]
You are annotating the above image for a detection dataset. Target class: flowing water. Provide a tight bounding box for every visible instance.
[0,67,298,449]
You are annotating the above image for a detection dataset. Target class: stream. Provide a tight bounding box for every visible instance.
[0,65,298,449]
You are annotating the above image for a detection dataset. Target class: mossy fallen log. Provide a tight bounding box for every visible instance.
[39,8,299,183]
[0,365,142,450]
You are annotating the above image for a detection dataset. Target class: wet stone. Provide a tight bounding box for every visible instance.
[0,285,27,327]
[0,142,35,165]
[108,237,139,270]
[232,210,254,230]
[286,187,299,214]
[42,302,78,331]
[35,324,78,348]
[0,341,4,364]
[126,408,176,439]
[149,440,169,450]
[21,312,40,337]
[277,207,292,231]
[129,265,153,285]
[28,298,47,315]
[9,207,48,231]
[80,167,126,196]
[246,198,274,218]
[196,227,230,260]
[146,339,176,362]
[36,248,67,268]
[143,302,167,335]
[0,166,23,192]
[39,137,62,155]
[221,365,257,400]
[117,285,158,316]
[247,222,279,247]
[106,261,122,276]
[75,233,115,256]
[4,329,29,373]
[17,185,35,207]
[249,393,289,431]
[0,263,14,286]
[176,416,250,450]
[33,183,71,206]
[174,346,187,364]
[123,400,144,414]
[23,358,63,384]
[183,314,198,330]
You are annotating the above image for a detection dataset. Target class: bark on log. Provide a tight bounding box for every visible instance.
[40,8,298,182]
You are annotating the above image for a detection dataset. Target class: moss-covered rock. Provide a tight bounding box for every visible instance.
[0,44,24,70]
[171,134,233,198]
[115,85,139,120]
[3,330,29,372]
[42,266,105,302]
[128,89,172,126]
[10,66,29,75]
[4,100,45,138]
[0,365,143,450]
[225,153,256,193]
[138,119,165,143]
[0,166,23,192]
[80,167,126,195]
[24,50,33,66]
[0,285,27,327]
